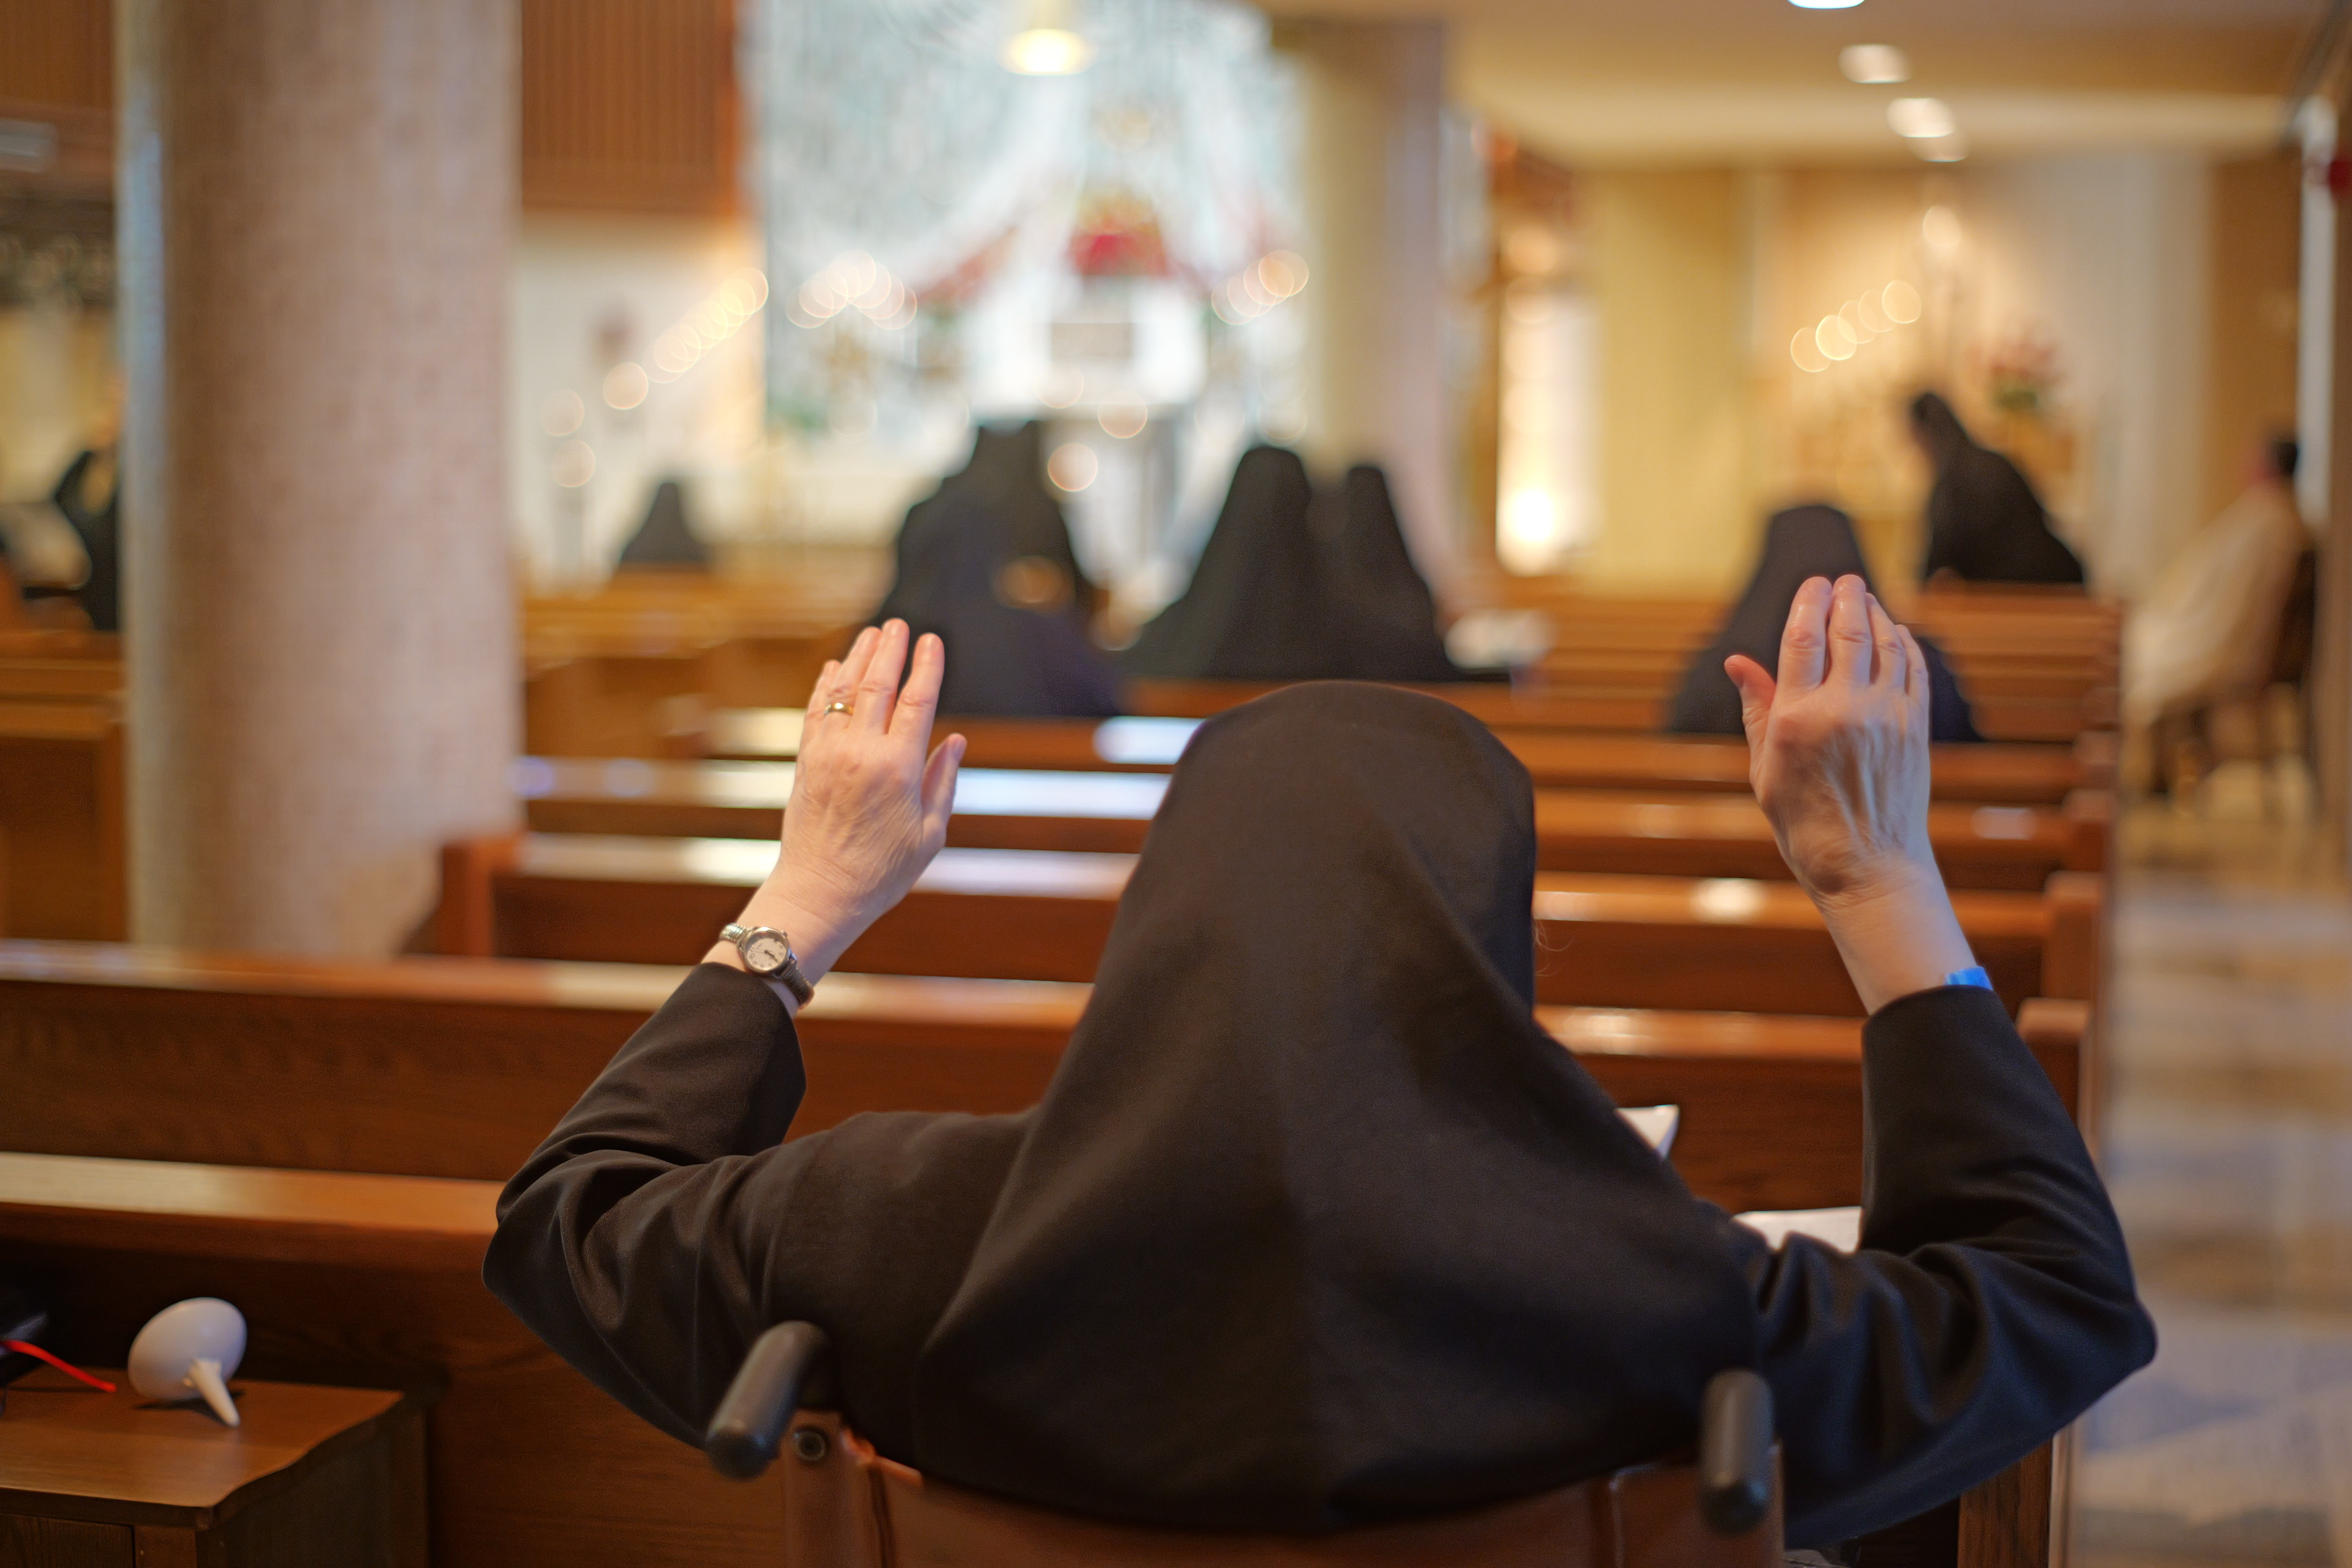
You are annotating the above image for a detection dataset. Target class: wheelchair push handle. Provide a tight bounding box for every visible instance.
[705,1320,832,1480]
[1697,1368,1775,1535]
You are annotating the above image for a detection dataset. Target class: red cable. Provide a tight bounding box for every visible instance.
[2,1341,117,1393]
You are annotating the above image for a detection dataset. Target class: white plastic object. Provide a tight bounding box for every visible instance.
[128,1297,247,1427]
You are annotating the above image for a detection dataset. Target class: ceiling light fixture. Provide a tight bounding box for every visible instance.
[1002,0,1092,74]
[1915,133,1969,164]
[1789,0,1864,10]
[1887,97,1955,140]
[1839,45,1909,84]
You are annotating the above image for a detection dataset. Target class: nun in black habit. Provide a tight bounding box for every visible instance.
[615,479,710,570]
[872,489,1121,718]
[1322,464,1462,683]
[1910,391,2086,586]
[1121,444,1337,680]
[1669,503,1981,743]
[891,422,1099,618]
[488,603,2152,1550]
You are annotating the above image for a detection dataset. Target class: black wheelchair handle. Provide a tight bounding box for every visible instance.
[1697,1368,1776,1535]
[705,1320,833,1480]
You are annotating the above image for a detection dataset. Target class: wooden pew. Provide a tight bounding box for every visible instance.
[0,1147,2071,1568]
[696,710,2115,807]
[0,941,2087,1213]
[515,757,2110,890]
[0,693,126,939]
[1125,678,2116,747]
[437,835,2103,1017]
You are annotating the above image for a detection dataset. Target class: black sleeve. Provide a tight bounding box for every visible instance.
[483,963,823,1444]
[1743,986,2155,1547]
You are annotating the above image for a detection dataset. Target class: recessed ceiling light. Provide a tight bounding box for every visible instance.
[1914,133,1969,164]
[1790,0,1865,9]
[1839,45,1909,84]
[1887,96,1956,139]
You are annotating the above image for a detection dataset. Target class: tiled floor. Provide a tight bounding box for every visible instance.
[2072,808,2352,1568]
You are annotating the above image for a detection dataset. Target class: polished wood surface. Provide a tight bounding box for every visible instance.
[0,1370,402,1518]
[707,711,2108,805]
[515,758,2106,890]
[0,695,126,939]
[444,834,2091,1015]
[1125,678,2111,746]
[0,942,2095,1211]
[0,1155,785,1567]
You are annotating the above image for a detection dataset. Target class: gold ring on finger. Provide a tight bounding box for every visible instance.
[821,700,854,717]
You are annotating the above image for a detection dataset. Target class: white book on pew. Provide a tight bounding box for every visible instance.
[1731,1207,1863,1254]
[1616,1104,1679,1157]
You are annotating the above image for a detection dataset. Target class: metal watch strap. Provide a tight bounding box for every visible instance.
[720,924,816,1006]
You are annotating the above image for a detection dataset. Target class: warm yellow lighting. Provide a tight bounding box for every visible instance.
[1001,28,1091,73]
[1887,97,1955,140]
[1838,301,1875,341]
[541,389,585,437]
[1920,206,1962,254]
[1915,133,1969,164]
[1047,442,1098,491]
[1790,329,1829,374]
[1504,227,1563,275]
[1099,402,1148,439]
[1504,280,1554,325]
[1816,315,1856,361]
[1040,366,1084,409]
[1855,291,1892,334]
[1503,385,1548,433]
[1882,280,1923,323]
[602,362,650,410]
[552,439,596,488]
[1839,45,1908,84]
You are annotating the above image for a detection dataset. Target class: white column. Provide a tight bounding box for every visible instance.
[1281,19,1455,593]
[117,0,519,955]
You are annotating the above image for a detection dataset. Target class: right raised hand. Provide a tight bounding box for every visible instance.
[1724,574,1975,1011]
[705,620,965,1002]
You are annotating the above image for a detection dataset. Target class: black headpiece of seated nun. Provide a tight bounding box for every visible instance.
[914,683,1756,1531]
[1665,503,1981,743]
[880,491,1121,718]
[1325,464,1462,683]
[1121,444,1337,679]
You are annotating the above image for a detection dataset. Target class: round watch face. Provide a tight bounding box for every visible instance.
[742,930,792,974]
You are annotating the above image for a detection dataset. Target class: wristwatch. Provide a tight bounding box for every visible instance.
[720,923,815,1005]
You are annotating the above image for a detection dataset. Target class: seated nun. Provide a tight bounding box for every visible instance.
[1121,444,1338,680]
[2123,435,2310,741]
[1321,464,1463,684]
[614,478,710,571]
[488,591,2152,1553]
[872,491,1121,718]
[1909,391,2086,586]
[1669,503,1981,743]
[896,421,1101,620]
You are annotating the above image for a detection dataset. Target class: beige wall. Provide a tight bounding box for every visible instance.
[2205,153,2304,521]
[1580,170,1756,594]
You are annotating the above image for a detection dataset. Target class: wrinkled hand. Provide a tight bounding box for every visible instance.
[1722,573,1975,1006]
[780,621,965,943]
[1725,576,1972,1012]
[709,620,964,997]
[1725,574,1931,901]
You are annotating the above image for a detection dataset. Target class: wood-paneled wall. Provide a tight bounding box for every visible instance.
[0,0,111,110]
[520,0,739,215]
[0,0,741,217]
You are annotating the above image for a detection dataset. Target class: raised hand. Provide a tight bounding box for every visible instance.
[1724,575,1975,1011]
[706,620,965,1004]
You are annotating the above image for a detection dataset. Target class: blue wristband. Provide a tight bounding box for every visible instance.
[1943,966,1992,990]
